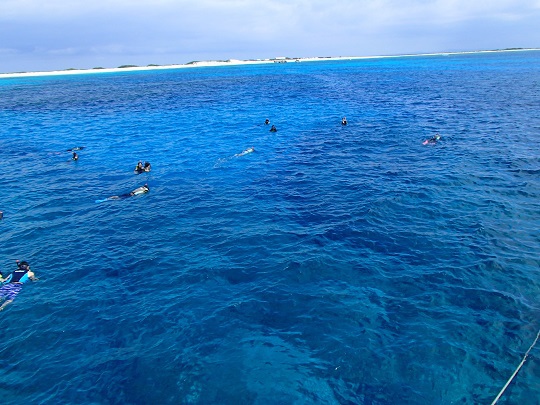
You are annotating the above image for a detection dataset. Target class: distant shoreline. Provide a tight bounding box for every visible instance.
[1,48,538,79]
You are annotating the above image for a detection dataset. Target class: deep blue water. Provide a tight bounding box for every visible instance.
[1,51,539,404]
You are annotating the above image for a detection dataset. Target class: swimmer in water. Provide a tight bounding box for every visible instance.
[423,133,441,145]
[235,147,255,157]
[135,161,151,174]
[342,117,347,125]
[130,184,149,196]
[72,152,79,161]
[108,184,150,200]
[66,146,85,152]
[135,161,144,174]
[265,119,270,125]
[270,125,277,132]
[0,260,38,311]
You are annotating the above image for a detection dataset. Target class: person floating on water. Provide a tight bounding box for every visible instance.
[0,211,3,220]
[235,147,255,157]
[423,133,441,145]
[105,183,150,201]
[0,260,38,312]
[66,146,85,152]
[135,161,151,174]
[72,152,79,161]
[270,125,277,132]
[342,117,348,125]
[265,119,270,125]
[135,161,144,173]
[130,184,150,196]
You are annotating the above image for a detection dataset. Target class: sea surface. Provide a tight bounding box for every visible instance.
[0,51,539,404]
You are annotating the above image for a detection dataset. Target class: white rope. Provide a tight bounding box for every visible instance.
[491,329,540,405]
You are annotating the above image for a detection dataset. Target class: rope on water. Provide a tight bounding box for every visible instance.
[491,328,540,405]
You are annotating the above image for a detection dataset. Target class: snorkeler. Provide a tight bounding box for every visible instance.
[66,146,85,152]
[235,147,255,157]
[130,184,149,196]
[135,161,144,174]
[270,125,277,132]
[423,133,441,145]
[134,161,151,174]
[95,184,150,203]
[105,184,150,201]
[342,117,348,125]
[265,119,270,125]
[0,260,38,312]
[72,152,79,161]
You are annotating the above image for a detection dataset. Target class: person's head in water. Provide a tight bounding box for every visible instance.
[265,119,270,125]
[17,260,29,270]
[72,152,78,160]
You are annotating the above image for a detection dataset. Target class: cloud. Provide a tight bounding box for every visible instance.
[3,0,536,25]
[0,0,539,72]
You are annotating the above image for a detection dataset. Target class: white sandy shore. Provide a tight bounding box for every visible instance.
[1,49,537,79]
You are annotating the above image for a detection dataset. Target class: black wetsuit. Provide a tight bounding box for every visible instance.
[113,185,149,200]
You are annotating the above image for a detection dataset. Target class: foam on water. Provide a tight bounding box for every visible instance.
[1,51,539,404]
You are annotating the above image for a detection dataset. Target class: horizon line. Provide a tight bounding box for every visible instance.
[1,48,538,79]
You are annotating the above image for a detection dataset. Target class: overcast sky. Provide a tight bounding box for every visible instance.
[1,0,539,73]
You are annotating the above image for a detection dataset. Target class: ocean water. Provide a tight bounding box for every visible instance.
[0,51,539,404]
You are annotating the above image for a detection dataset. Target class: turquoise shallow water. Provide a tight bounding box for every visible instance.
[0,51,539,404]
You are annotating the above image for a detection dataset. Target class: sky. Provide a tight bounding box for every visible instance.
[0,0,539,73]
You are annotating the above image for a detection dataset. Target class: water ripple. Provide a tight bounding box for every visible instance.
[1,51,540,404]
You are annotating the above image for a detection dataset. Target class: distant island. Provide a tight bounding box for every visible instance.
[1,48,538,79]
